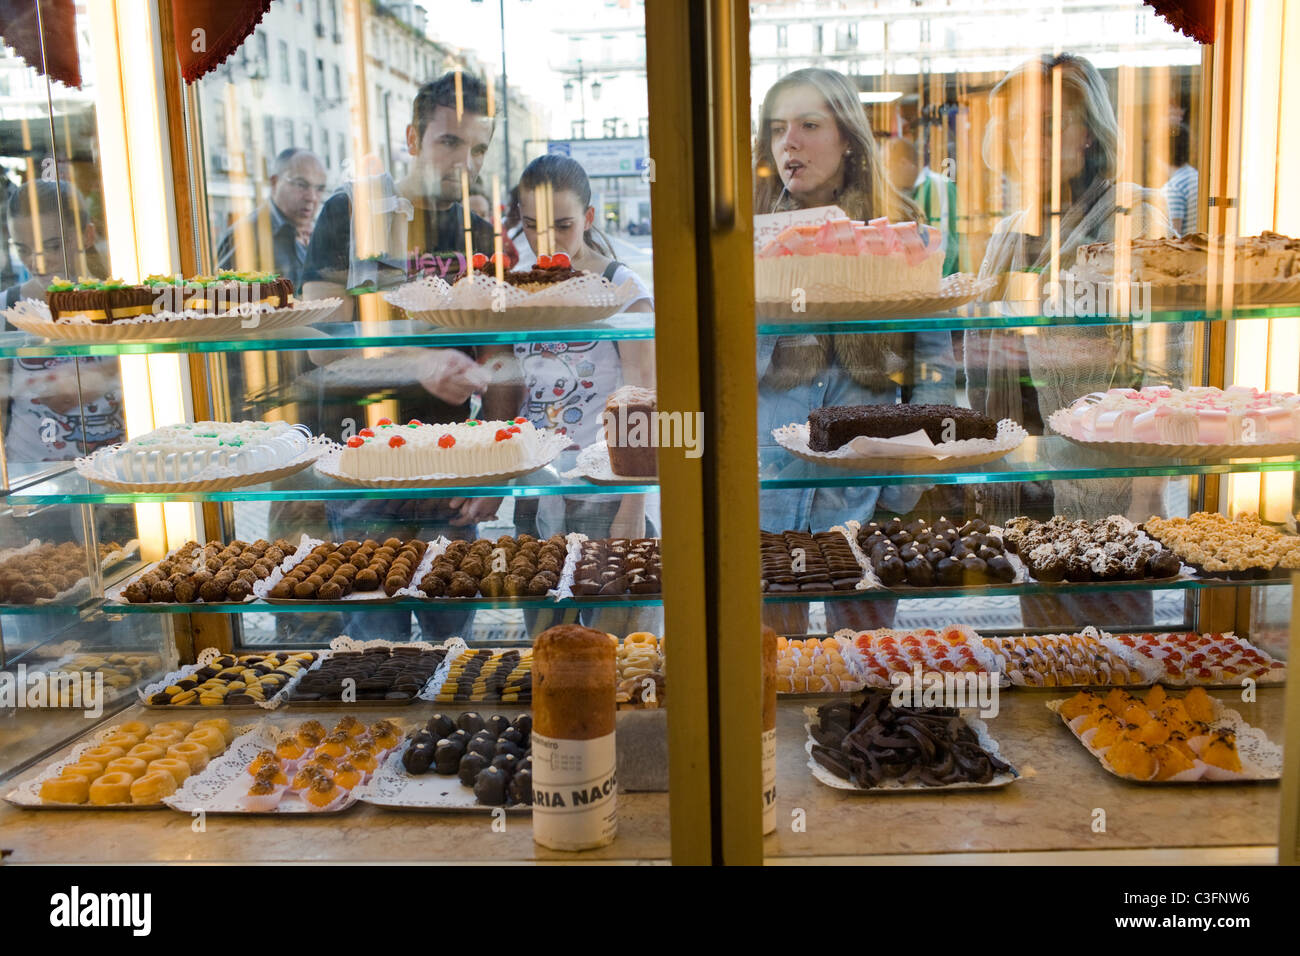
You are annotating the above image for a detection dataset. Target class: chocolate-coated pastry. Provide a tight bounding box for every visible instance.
[123,582,150,603]
[494,739,525,760]
[149,579,175,601]
[448,572,478,598]
[474,765,509,805]
[318,581,343,600]
[467,734,496,759]
[511,713,532,736]
[403,744,433,775]
[293,580,317,598]
[434,741,462,774]
[457,712,486,735]
[458,751,489,786]
[226,579,252,600]
[986,555,1016,583]
[509,768,533,805]
[490,752,519,775]
[904,557,934,587]
[354,568,379,590]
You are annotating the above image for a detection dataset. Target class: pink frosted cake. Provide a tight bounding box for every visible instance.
[755,217,944,300]
[1055,386,1300,444]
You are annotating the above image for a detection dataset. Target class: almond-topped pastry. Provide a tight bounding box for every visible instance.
[295,720,327,748]
[333,716,365,739]
[247,750,278,775]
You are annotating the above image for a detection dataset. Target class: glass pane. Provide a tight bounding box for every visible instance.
[174,0,665,862]
[746,2,1287,861]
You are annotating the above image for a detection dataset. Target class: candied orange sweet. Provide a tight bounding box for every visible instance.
[1091,716,1126,749]
[1104,689,1133,713]
[1200,732,1242,773]
[1105,738,1156,779]
[1123,702,1154,727]
[1182,687,1216,723]
[1136,718,1172,746]
[1060,691,1100,722]
[1144,684,1168,708]
[1151,744,1196,780]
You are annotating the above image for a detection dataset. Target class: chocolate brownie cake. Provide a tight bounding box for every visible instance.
[808,404,997,451]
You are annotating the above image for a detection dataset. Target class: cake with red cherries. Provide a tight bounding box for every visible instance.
[466,252,582,291]
[337,417,545,478]
[1054,385,1300,444]
[755,217,945,300]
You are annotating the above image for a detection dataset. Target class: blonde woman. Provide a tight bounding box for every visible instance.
[967,53,1179,628]
[754,68,957,631]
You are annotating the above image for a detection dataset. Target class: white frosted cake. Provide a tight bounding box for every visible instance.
[1056,386,1300,444]
[107,421,312,482]
[755,217,944,300]
[336,417,544,478]
[1074,232,1300,284]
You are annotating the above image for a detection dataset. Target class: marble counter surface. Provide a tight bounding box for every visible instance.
[0,706,670,864]
[0,689,1285,863]
[766,687,1284,859]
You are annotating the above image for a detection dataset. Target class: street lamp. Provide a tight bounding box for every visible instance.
[590,77,602,100]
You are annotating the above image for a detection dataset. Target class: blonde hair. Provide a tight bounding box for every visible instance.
[754,68,921,222]
[983,53,1118,200]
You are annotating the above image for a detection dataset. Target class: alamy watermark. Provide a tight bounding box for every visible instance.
[0,664,104,718]
[601,406,704,459]
[1042,275,1153,323]
[890,665,1000,718]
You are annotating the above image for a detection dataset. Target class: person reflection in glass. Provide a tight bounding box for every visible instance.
[753,68,957,635]
[966,53,1176,630]
[217,147,327,290]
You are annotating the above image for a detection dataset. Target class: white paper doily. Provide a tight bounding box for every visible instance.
[803,707,1019,792]
[1047,696,1282,782]
[385,273,640,329]
[164,722,375,814]
[137,646,324,709]
[774,418,1027,470]
[564,440,658,484]
[756,273,995,320]
[75,433,327,492]
[5,718,256,809]
[4,297,342,341]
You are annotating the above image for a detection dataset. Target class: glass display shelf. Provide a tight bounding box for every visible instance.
[0,313,656,359]
[104,594,666,614]
[761,573,1291,603]
[760,435,1300,488]
[2,450,656,505]
[80,570,1291,617]
[756,300,1300,336]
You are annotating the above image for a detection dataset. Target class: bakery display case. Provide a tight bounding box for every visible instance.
[1,0,1299,868]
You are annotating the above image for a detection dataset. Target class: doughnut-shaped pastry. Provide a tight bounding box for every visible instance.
[185,727,227,757]
[40,773,90,804]
[104,756,149,779]
[101,732,142,751]
[166,742,210,772]
[127,744,167,763]
[193,717,234,744]
[60,761,106,781]
[147,758,192,787]
[88,771,134,805]
[143,729,184,749]
[155,720,194,735]
[130,770,178,805]
[118,720,151,738]
[81,745,126,767]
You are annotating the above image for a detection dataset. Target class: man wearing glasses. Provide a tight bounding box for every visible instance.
[217,147,327,290]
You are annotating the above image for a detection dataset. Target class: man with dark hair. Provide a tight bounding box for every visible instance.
[298,69,514,643]
[217,147,326,289]
[302,69,502,311]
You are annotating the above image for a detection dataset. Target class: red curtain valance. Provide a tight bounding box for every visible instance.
[172,0,274,85]
[1143,0,1215,44]
[0,0,81,88]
